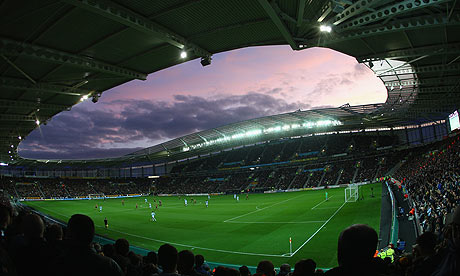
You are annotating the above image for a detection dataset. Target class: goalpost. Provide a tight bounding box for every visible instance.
[345,184,359,202]
[88,193,105,200]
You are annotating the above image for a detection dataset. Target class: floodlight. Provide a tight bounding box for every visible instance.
[18,136,21,140]
[180,51,187,59]
[80,95,89,101]
[200,56,212,66]
[92,94,99,103]
[319,25,332,33]
[36,119,40,125]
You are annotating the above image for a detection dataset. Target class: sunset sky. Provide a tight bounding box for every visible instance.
[19,45,387,159]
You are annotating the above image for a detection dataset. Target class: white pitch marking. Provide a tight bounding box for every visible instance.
[315,207,341,209]
[95,225,291,258]
[35,204,291,257]
[311,196,334,210]
[291,201,347,256]
[223,193,306,222]
[225,220,325,224]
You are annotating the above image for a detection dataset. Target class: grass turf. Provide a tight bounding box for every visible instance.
[24,182,381,268]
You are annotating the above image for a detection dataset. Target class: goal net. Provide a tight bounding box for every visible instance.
[88,193,105,200]
[345,184,359,202]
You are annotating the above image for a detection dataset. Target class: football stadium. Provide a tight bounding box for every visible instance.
[1,1,460,276]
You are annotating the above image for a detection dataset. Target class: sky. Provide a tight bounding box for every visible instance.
[18,45,387,160]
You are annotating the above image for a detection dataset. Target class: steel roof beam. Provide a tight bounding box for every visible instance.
[0,37,147,80]
[316,1,332,23]
[417,86,460,94]
[0,99,68,111]
[297,0,306,27]
[337,0,452,30]
[0,77,92,96]
[358,42,460,62]
[257,0,299,50]
[378,63,460,76]
[313,14,460,46]
[0,114,36,121]
[61,0,211,58]
[384,76,460,87]
[332,0,384,26]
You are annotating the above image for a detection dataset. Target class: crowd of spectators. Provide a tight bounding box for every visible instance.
[395,135,460,236]
[1,198,459,276]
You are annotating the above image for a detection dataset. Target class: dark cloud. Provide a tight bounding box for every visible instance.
[19,92,309,160]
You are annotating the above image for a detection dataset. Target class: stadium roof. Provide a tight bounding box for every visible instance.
[1,0,459,165]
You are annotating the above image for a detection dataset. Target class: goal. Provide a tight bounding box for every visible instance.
[88,193,105,200]
[345,184,359,202]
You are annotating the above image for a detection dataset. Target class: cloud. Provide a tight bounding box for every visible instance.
[19,92,310,160]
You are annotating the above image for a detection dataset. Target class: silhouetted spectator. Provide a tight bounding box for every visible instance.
[10,213,47,276]
[277,264,291,276]
[155,243,179,276]
[114,238,131,274]
[432,205,460,276]
[214,266,240,276]
[195,254,211,276]
[239,265,251,276]
[53,214,123,276]
[103,243,116,259]
[292,259,316,276]
[256,260,275,276]
[178,250,205,276]
[325,224,383,276]
[127,251,143,276]
[44,223,64,258]
[406,231,441,276]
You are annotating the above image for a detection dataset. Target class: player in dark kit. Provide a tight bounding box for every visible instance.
[104,217,108,229]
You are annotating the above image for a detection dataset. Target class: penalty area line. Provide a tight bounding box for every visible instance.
[291,201,347,256]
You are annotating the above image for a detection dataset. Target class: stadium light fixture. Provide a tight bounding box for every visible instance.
[200,56,212,66]
[80,95,89,102]
[35,119,40,125]
[18,136,21,140]
[10,145,13,148]
[319,25,332,33]
[180,51,187,59]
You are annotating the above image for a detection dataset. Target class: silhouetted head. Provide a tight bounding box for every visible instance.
[178,250,195,274]
[114,238,130,256]
[239,265,251,276]
[23,213,45,239]
[256,260,275,276]
[195,254,205,267]
[337,224,378,266]
[292,259,315,276]
[158,243,178,272]
[45,223,63,242]
[66,214,95,245]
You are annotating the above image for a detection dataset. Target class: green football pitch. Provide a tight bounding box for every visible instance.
[24,183,381,268]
